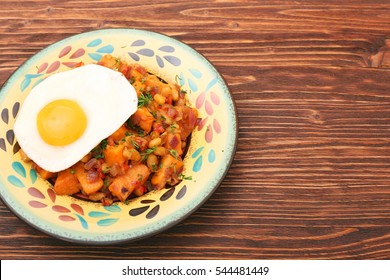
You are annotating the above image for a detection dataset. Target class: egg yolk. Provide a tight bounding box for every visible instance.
[37,99,87,146]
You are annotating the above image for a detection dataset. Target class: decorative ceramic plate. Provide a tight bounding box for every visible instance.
[0,29,237,244]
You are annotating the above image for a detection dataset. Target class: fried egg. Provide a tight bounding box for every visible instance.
[14,64,137,172]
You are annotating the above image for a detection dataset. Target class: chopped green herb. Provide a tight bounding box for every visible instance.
[148,108,157,119]
[92,139,108,159]
[131,140,140,151]
[175,74,182,84]
[179,174,192,180]
[151,163,158,172]
[172,164,177,174]
[126,120,145,136]
[102,167,111,174]
[169,149,178,159]
[100,139,108,150]
[141,146,157,161]
[138,92,153,107]
[103,177,111,188]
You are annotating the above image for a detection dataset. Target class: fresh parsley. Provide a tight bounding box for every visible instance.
[131,139,140,151]
[179,174,192,180]
[92,139,108,159]
[141,146,157,161]
[138,92,153,107]
[169,149,178,159]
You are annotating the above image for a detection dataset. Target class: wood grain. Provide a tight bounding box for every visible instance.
[1,0,390,259]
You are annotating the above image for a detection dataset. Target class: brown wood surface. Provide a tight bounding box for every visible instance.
[1,0,390,260]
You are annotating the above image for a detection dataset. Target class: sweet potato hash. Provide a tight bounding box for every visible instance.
[20,55,199,206]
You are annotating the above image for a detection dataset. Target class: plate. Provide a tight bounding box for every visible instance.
[0,28,237,244]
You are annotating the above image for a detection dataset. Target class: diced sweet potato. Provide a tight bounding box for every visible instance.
[144,74,160,85]
[34,165,55,180]
[129,66,145,81]
[53,169,81,195]
[118,63,132,78]
[97,54,117,69]
[135,65,147,76]
[177,106,199,139]
[165,133,183,156]
[103,144,126,166]
[132,80,146,96]
[131,107,154,133]
[109,164,150,202]
[133,185,147,197]
[108,125,130,143]
[73,162,103,195]
[151,154,184,190]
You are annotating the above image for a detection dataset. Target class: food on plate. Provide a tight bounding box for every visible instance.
[15,55,199,205]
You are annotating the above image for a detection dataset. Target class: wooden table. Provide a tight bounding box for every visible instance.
[1,0,390,260]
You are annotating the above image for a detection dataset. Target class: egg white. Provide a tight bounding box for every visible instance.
[14,64,138,172]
